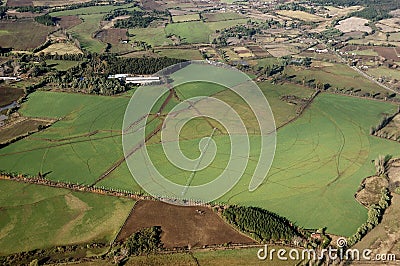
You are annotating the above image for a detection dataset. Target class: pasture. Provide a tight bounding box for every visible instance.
[67,14,106,53]
[172,14,200,23]
[1,62,400,238]
[367,66,400,80]
[117,80,399,236]
[284,61,391,96]
[0,91,130,185]
[128,27,173,47]
[45,59,82,71]
[155,48,203,60]
[165,19,248,44]
[0,180,134,255]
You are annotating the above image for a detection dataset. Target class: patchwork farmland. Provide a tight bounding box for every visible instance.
[1,0,400,264]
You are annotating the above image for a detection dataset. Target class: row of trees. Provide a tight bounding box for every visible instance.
[347,188,391,246]
[223,205,301,242]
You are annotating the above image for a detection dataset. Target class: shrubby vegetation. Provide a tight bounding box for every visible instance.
[223,206,301,243]
[123,226,163,256]
[34,14,57,26]
[105,9,167,28]
[110,227,163,264]
[15,6,47,13]
[347,188,391,246]
[214,20,281,46]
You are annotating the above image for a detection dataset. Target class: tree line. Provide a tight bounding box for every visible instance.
[347,188,391,246]
[223,205,301,243]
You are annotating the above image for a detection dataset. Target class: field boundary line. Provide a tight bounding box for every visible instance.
[110,200,140,247]
[276,89,320,130]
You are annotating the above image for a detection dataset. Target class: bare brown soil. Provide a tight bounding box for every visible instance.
[0,19,55,50]
[58,15,82,30]
[141,0,166,11]
[0,87,24,107]
[116,200,256,248]
[247,45,270,57]
[374,47,400,61]
[6,0,33,7]
[95,29,128,44]
[0,118,51,144]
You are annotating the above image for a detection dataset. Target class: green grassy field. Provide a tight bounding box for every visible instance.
[45,59,82,71]
[68,14,106,53]
[155,48,203,60]
[172,14,200,23]
[1,74,399,238]
[367,66,400,80]
[107,87,399,236]
[220,94,400,236]
[0,92,129,185]
[285,62,391,96]
[165,19,248,44]
[0,180,134,255]
[128,27,172,47]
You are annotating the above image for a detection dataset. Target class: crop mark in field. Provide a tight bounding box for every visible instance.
[182,127,217,196]
[40,147,50,175]
[91,89,176,186]
[0,134,122,157]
